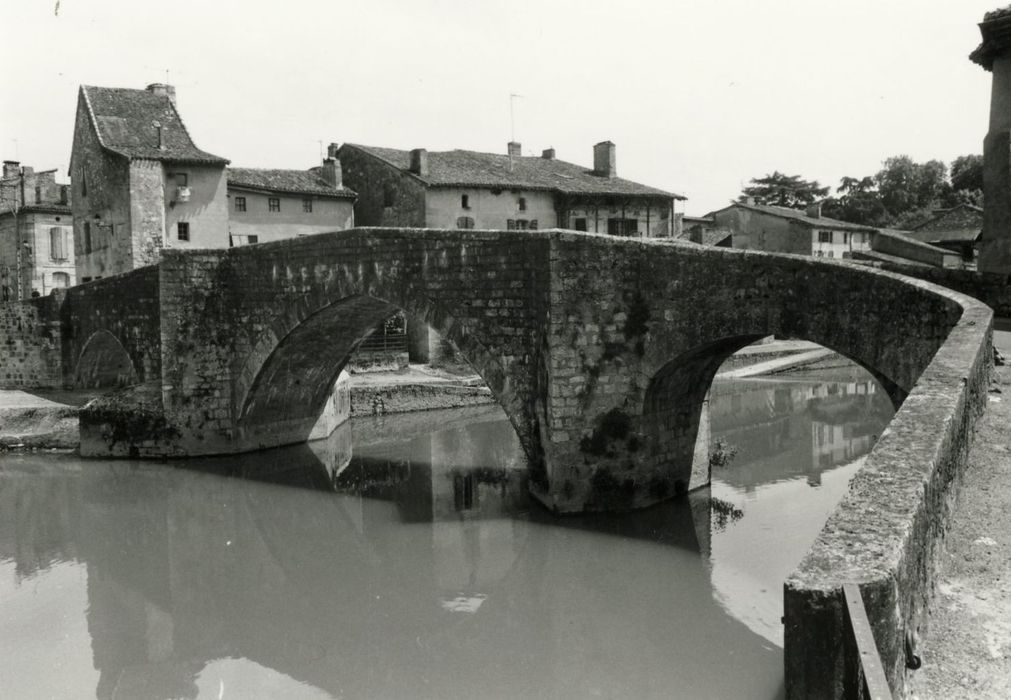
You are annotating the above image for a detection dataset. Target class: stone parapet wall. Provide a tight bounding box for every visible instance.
[857,257,1011,316]
[0,296,62,388]
[870,230,962,269]
[784,282,992,698]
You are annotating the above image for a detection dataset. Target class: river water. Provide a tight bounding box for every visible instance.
[0,368,892,699]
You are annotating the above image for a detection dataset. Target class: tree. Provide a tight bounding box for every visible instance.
[874,156,947,219]
[738,171,829,208]
[821,176,889,227]
[950,154,983,192]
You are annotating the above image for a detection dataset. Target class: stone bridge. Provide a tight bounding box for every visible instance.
[56,227,972,516]
[0,226,994,697]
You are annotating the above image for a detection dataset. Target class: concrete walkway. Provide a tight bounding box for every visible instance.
[909,330,1011,699]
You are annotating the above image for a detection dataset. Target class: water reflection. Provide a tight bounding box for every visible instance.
[0,371,894,700]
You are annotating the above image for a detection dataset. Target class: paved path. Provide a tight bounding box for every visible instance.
[910,328,1011,698]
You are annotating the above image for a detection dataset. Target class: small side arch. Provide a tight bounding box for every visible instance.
[73,330,140,390]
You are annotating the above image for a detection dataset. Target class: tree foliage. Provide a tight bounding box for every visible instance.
[738,171,829,208]
[744,153,983,229]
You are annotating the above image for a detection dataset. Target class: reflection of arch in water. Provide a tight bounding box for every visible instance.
[73,330,139,389]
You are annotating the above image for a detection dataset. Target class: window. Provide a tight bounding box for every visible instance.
[818,230,833,243]
[816,250,824,257]
[49,227,68,261]
[461,194,470,209]
[573,217,588,232]
[52,272,70,288]
[177,222,190,241]
[453,473,476,511]
[303,197,313,213]
[83,222,92,254]
[268,197,280,212]
[607,218,639,236]
[456,216,475,229]
[35,186,41,204]
[170,172,188,186]
[509,219,530,230]
[518,196,527,211]
[529,219,538,229]
[842,232,849,245]
[229,234,259,247]
[234,196,246,212]
[81,174,87,197]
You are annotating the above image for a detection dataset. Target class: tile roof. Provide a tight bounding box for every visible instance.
[228,167,356,198]
[343,144,684,199]
[81,86,228,164]
[714,201,878,232]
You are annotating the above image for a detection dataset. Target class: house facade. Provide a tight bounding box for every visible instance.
[709,201,875,259]
[69,83,229,282]
[337,140,684,236]
[227,152,356,246]
[0,161,75,299]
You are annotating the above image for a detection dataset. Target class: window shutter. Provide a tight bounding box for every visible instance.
[507,219,515,230]
[50,227,63,260]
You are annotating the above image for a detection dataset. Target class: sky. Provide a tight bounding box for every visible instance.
[0,0,1002,215]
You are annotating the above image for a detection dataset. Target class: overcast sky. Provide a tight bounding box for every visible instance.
[0,0,1001,214]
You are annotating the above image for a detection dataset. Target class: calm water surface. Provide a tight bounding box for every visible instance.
[0,368,892,699]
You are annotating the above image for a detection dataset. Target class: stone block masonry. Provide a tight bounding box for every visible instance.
[0,295,62,388]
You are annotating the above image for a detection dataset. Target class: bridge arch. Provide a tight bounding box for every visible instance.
[231,291,532,467]
[73,330,140,390]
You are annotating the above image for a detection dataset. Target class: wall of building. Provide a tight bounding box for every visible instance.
[425,188,555,229]
[23,212,75,296]
[560,201,672,237]
[811,229,872,259]
[227,190,354,244]
[162,163,229,251]
[338,147,426,227]
[71,97,135,281]
[714,208,810,255]
[868,230,963,268]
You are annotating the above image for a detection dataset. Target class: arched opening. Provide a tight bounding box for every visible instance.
[74,330,140,390]
[234,294,533,471]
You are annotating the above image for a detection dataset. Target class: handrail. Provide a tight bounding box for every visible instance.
[842,583,893,699]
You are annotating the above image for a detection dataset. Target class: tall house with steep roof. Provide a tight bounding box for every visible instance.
[337,141,684,237]
[69,83,229,281]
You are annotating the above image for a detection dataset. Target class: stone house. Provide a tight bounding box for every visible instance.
[904,204,982,263]
[337,141,684,236]
[69,83,229,282]
[680,215,733,247]
[708,201,876,259]
[0,161,75,299]
[226,150,356,247]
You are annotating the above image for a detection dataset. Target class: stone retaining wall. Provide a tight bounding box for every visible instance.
[783,280,992,698]
[0,295,62,388]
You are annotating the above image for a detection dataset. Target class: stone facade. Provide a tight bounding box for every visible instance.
[711,202,875,259]
[70,84,230,281]
[0,161,75,298]
[228,189,354,245]
[336,147,426,228]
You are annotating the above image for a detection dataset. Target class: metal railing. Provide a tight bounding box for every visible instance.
[842,583,893,700]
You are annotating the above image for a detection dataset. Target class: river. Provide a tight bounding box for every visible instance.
[0,367,893,699]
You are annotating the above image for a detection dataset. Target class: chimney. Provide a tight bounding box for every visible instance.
[805,202,822,219]
[153,120,164,150]
[409,148,429,176]
[507,141,522,157]
[322,157,342,188]
[745,196,756,206]
[593,141,616,177]
[541,148,555,160]
[146,83,176,106]
[327,142,340,159]
[2,160,19,180]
